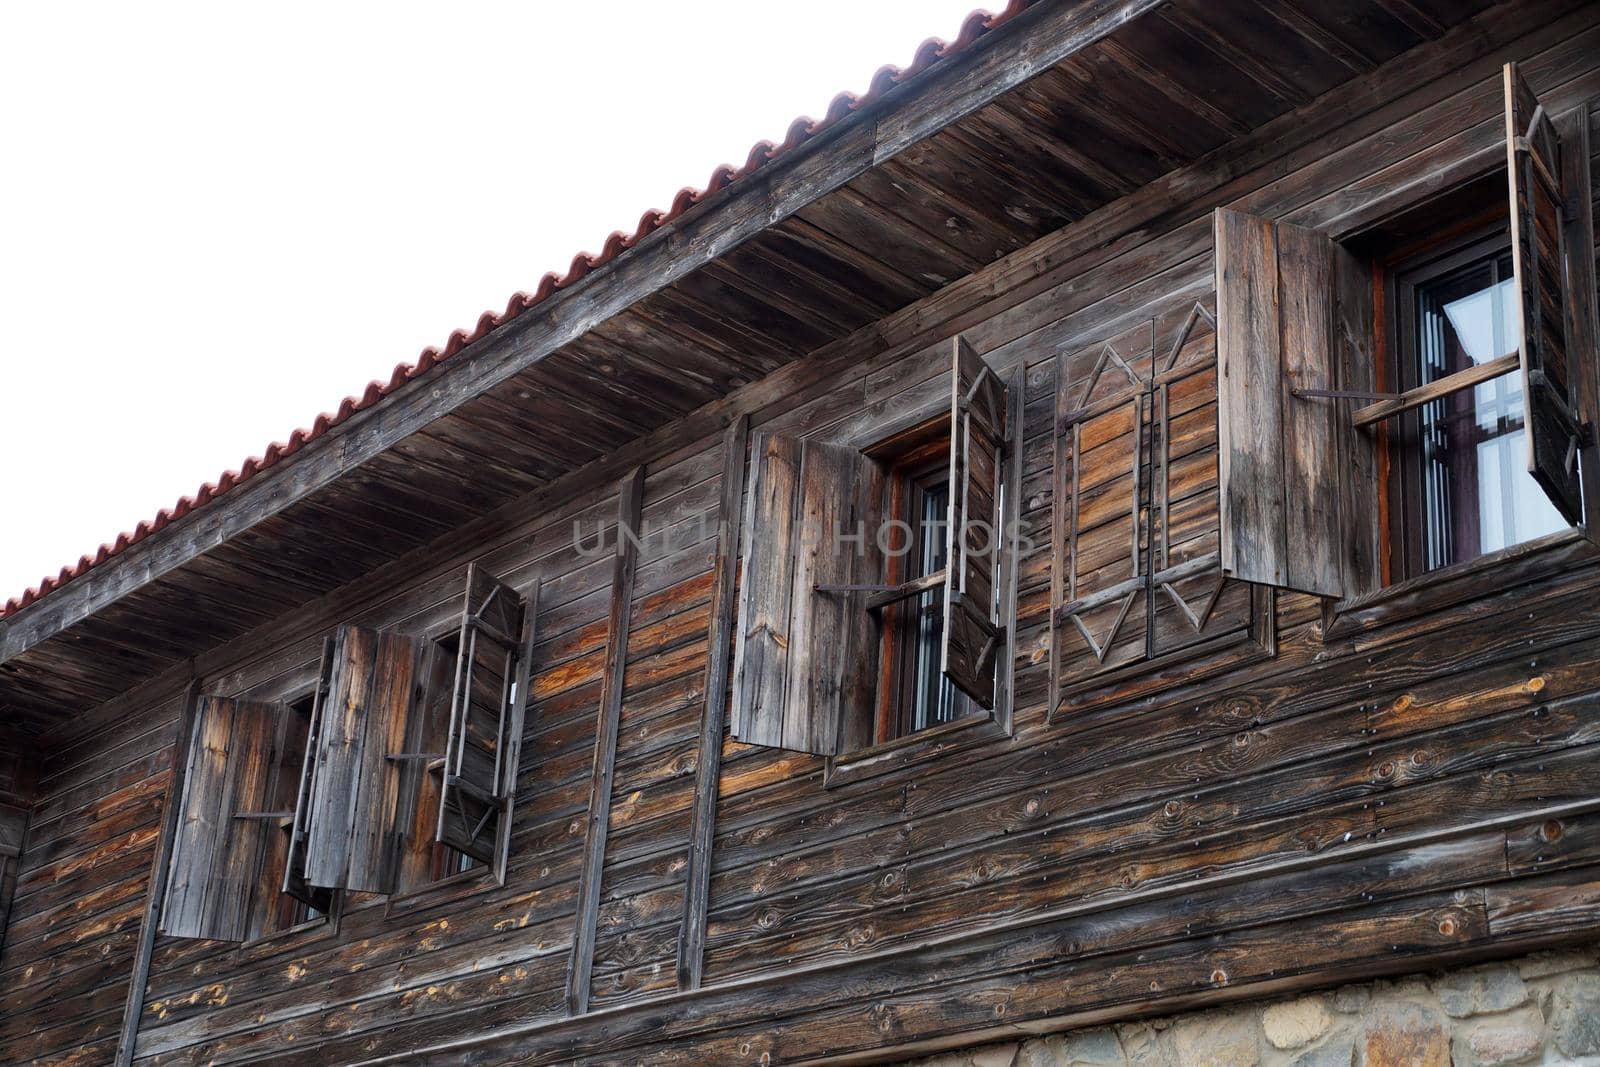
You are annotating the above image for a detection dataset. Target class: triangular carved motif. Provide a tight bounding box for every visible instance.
[1161,573,1225,634]
[1068,590,1138,663]
[1074,339,1145,411]
[1162,301,1217,373]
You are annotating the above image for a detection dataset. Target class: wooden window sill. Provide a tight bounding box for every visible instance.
[1324,526,1598,640]
[824,709,1008,790]
[239,898,341,951]
[382,863,496,921]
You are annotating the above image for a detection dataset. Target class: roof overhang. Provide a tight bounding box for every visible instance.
[0,0,1496,743]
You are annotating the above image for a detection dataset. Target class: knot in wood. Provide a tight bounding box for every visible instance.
[1540,819,1564,842]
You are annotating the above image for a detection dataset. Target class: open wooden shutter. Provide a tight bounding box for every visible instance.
[296,625,426,893]
[161,697,282,941]
[942,337,1007,708]
[1214,207,1346,597]
[435,564,534,876]
[731,434,882,755]
[1504,64,1596,526]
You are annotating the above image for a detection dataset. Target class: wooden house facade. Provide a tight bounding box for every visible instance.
[3,0,1600,1062]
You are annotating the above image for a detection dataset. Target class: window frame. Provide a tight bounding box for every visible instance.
[823,365,1023,788]
[232,684,340,949]
[385,621,496,902]
[246,691,333,942]
[1382,225,1572,581]
[867,420,979,747]
[1320,127,1600,640]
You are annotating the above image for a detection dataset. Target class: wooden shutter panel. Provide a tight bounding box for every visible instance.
[1504,64,1596,526]
[298,625,426,893]
[731,434,882,754]
[1051,306,1277,718]
[436,564,534,877]
[942,337,1007,708]
[160,697,281,941]
[1053,322,1155,691]
[1214,207,1345,597]
[1149,303,1258,656]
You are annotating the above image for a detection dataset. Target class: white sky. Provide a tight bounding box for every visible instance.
[0,0,981,604]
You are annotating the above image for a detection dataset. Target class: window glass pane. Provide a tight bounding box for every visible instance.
[1415,252,1567,570]
[909,481,959,733]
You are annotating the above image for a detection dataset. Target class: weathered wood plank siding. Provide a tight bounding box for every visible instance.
[0,686,185,1066]
[2,3,1599,1063]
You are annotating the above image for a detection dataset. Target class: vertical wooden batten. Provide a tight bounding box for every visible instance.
[566,467,644,1016]
[677,416,749,991]
[115,674,200,1067]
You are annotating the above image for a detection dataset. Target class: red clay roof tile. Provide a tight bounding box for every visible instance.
[3,1,1032,619]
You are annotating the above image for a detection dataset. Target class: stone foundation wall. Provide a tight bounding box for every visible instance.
[895,946,1600,1067]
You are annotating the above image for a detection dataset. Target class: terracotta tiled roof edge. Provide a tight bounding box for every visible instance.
[2,1,1033,619]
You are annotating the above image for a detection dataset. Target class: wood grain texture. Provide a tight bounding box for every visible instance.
[677,416,748,991]
[943,336,1007,707]
[7,7,1600,1065]
[113,680,194,1067]
[437,564,526,864]
[1215,208,1345,597]
[1505,61,1585,523]
[158,695,281,941]
[1215,207,1290,589]
[303,626,425,893]
[566,468,643,1016]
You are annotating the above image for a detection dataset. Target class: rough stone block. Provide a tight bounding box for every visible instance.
[1059,1028,1125,1066]
[1454,1008,1544,1067]
[1517,947,1598,980]
[971,1046,1020,1067]
[1286,1030,1355,1067]
[1171,1013,1258,1067]
[1361,1001,1450,1067]
[1552,973,1600,1057]
[1434,965,1528,1018]
[1015,1037,1067,1067]
[1262,997,1332,1050]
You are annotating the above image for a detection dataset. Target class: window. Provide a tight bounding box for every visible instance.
[1192,64,1596,624]
[872,422,975,745]
[160,563,536,942]
[398,628,484,893]
[901,470,963,734]
[729,336,1018,758]
[1390,237,1572,577]
[258,693,327,935]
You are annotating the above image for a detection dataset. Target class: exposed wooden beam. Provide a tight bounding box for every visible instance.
[566,467,643,1016]
[0,0,1163,668]
[115,675,199,1067]
[676,416,748,991]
